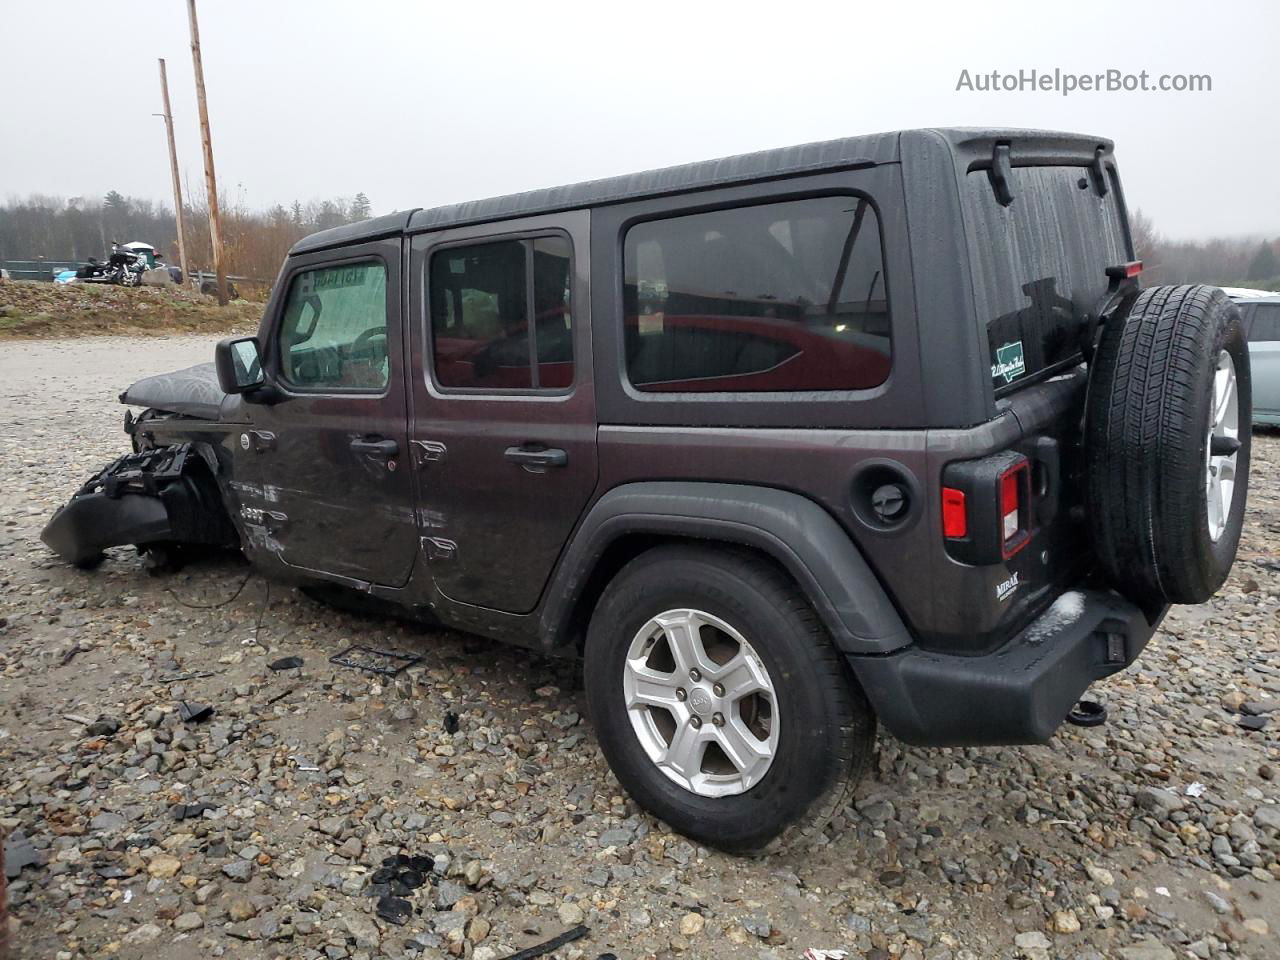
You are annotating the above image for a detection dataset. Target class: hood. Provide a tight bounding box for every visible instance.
[119,362,226,419]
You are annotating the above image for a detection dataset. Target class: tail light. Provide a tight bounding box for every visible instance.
[998,460,1031,558]
[941,451,1033,565]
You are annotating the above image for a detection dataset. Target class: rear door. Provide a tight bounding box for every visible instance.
[1246,302,1280,419]
[946,150,1132,641]
[248,238,418,585]
[407,211,596,612]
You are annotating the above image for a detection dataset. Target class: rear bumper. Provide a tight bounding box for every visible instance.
[852,588,1166,747]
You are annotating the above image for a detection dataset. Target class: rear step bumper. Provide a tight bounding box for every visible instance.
[852,589,1166,747]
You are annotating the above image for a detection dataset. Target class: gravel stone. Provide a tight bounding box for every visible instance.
[3,334,1280,960]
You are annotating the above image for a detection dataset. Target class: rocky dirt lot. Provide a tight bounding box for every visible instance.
[2,335,1279,960]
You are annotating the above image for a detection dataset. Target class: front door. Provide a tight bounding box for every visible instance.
[407,211,597,613]
[247,237,417,586]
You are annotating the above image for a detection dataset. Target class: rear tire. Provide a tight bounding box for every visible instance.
[584,545,874,854]
[1085,284,1250,603]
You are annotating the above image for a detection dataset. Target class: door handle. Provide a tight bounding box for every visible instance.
[504,445,568,471]
[350,437,399,459]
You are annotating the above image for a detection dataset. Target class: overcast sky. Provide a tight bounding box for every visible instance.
[2,0,1276,240]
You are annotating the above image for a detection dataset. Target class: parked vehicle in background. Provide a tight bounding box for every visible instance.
[1231,290,1280,424]
[71,241,148,286]
[42,128,1252,854]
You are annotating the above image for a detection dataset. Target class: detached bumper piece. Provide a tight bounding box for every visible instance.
[41,444,235,567]
[854,589,1165,747]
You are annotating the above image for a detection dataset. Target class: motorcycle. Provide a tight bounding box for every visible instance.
[74,242,146,286]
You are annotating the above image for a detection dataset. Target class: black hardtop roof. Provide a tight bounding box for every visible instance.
[289,127,1112,256]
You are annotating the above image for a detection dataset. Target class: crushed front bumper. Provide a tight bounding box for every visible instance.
[41,444,235,566]
[853,588,1166,747]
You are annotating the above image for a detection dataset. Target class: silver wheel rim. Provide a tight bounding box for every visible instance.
[1206,350,1239,543]
[622,608,779,798]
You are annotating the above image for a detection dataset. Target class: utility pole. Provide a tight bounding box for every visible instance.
[156,58,191,288]
[186,0,228,305]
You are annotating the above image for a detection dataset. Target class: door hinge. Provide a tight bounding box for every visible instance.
[421,536,457,561]
[412,440,448,466]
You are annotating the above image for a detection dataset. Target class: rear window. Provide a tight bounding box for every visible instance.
[622,196,891,392]
[963,166,1128,392]
[1247,303,1280,342]
[428,236,573,391]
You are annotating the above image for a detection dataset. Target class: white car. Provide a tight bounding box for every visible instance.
[1231,291,1280,425]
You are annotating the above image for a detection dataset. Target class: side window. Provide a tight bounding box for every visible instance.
[277,261,388,391]
[429,235,573,391]
[1248,303,1280,342]
[622,196,891,392]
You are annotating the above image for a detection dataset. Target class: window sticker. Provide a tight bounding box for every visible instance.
[991,340,1026,384]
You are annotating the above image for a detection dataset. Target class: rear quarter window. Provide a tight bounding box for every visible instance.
[963,166,1128,392]
[1247,303,1280,341]
[622,196,891,392]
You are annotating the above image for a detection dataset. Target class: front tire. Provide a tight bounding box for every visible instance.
[584,545,874,854]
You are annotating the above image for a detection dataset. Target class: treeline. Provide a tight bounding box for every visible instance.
[0,191,374,283]
[4,193,1277,296]
[1132,209,1280,291]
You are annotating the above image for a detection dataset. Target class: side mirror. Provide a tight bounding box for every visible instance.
[215,336,265,394]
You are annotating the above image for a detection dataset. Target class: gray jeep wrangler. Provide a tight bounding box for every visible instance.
[43,128,1251,853]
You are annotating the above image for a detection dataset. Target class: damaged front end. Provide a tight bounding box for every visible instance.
[41,444,237,568]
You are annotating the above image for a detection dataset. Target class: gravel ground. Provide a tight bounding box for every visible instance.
[2,335,1279,960]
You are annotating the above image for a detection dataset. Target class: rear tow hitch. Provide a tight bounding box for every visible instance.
[1066,699,1108,727]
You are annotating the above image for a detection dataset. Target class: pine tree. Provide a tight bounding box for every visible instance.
[1247,240,1279,282]
[350,192,372,221]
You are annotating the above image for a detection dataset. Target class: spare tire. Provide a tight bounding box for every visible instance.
[1085,284,1250,604]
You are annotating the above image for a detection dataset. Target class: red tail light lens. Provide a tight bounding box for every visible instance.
[942,487,967,538]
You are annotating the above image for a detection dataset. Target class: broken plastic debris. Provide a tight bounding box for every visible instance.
[803,951,850,960]
[1185,782,1207,797]
[1155,886,1171,897]
[368,854,433,899]
[398,869,426,890]
[177,701,214,723]
[444,711,460,734]
[269,656,304,671]
[500,924,590,960]
[329,644,421,677]
[123,889,133,904]
[375,894,412,925]
[4,830,42,879]
[290,756,320,772]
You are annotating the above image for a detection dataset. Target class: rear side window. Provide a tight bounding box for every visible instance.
[277,261,388,391]
[963,166,1128,392]
[1247,303,1280,341]
[622,196,891,392]
[429,236,573,390]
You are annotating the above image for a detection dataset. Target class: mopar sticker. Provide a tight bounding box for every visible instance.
[991,340,1026,384]
[996,572,1020,602]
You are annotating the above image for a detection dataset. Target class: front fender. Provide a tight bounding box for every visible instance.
[540,481,911,655]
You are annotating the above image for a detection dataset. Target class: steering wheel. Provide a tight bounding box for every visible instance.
[351,326,387,355]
